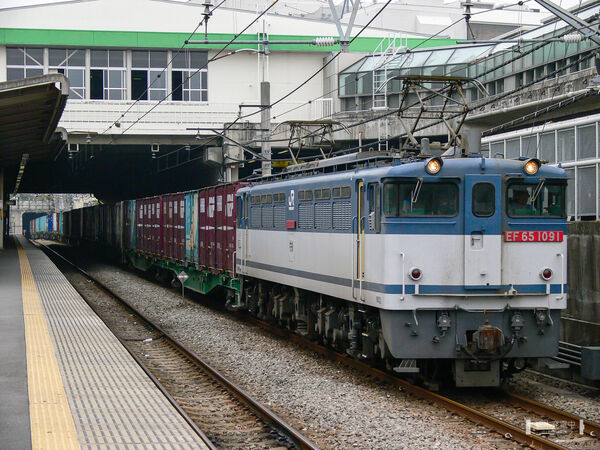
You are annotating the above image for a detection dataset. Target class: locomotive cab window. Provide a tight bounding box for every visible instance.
[383,181,458,217]
[507,181,566,218]
[472,183,495,217]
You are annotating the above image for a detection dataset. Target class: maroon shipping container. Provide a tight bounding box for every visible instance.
[162,193,185,261]
[152,196,162,257]
[175,194,185,261]
[216,183,245,274]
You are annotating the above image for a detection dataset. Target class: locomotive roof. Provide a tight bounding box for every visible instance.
[239,157,567,193]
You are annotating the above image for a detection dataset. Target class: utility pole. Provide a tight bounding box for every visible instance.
[260,81,271,177]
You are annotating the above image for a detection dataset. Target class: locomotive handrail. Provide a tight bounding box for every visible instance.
[351,216,358,300]
[399,252,405,300]
[557,252,565,300]
[232,250,236,277]
[359,215,367,301]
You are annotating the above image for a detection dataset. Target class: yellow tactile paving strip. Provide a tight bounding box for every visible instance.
[17,242,81,450]
[18,237,207,449]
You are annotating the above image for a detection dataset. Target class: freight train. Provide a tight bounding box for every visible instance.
[31,152,568,387]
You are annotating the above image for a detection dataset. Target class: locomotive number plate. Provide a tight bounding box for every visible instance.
[504,231,563,242]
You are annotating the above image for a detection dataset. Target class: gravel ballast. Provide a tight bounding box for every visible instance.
[80,260,499,449]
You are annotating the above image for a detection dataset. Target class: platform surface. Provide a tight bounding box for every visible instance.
[0,236,209,449]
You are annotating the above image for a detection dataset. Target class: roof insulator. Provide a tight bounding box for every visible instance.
[313,37,337,47]
[563,33,583,43]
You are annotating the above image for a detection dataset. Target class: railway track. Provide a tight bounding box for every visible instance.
[37,241,318,450]
[244,317,600,450]
[38,241,600,450]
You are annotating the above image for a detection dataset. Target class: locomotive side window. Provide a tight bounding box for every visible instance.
[507,182,566,218]
[383,182,458,217]
[472,183,495,217]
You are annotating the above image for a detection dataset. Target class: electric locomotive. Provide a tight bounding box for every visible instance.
[235,152,567,387]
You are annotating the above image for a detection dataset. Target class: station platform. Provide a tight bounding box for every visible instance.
[0,236,209,449]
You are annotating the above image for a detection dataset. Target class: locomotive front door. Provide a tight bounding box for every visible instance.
[464,174,502,287]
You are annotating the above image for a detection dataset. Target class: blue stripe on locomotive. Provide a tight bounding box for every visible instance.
[237,158,568,235]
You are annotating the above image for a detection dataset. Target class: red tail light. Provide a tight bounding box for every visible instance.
[541,268,553,280]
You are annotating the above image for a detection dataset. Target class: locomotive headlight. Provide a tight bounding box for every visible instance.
[425,157,443,175]
[540,268,553,281]
[523,158,540,175]
[409,267,422,281]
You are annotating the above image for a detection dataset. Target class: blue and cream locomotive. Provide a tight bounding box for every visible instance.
[236,153,567,386]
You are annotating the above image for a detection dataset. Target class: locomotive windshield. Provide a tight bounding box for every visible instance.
[383,181,458,217]
[506,181,566,218]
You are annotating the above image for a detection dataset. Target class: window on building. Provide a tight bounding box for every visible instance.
[6,47,43,80]
[131,50,168,101]
[171,51,208,101]
[577,124,596,160]
[90,50,126,100]
[558,128,575,161]
[539,132,556,163]
[48,48,86,99]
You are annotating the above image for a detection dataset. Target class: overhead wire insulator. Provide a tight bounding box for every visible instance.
[313,37,337,47]
[563,33,583,43]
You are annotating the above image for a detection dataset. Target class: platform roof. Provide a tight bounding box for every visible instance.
[0,74,68,192]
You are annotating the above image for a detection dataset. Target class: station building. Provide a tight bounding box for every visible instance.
[0,0,552,200]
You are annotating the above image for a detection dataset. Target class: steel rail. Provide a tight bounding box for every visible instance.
[243,316,573,450]
[36,241,319,450]
[504,392,600,438]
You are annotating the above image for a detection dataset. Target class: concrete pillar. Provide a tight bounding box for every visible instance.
[260,81,271,177]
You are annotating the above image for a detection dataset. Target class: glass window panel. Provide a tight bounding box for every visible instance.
[109,50,124,67]
[383,182,458,217]
[189,72,201,89]
[506,138,520,158]
[172,52,187,69]
[70,88,85,99]
[577,166,596,216]
[7,67,24,80]
[540,132,556,163]
[201,90,207,102]
[149,90,164,100]
[25,48,43,65]
[491,141,504,158]
[507,182,566,218]
[108,70,123,88]
[7,48,23,65]
[67,49,85,66]
[190,91,201,101]
[558,128,575,161]
[422,49,454,66]
[149,71,165,88]
[201,71,207,89]
[108,90,123,100]
[26,68,43,78]
[565,168,575,216]
[49,48,67,66]
[67,68,84,87]
[91,49,108,67]
[150,51,167,67]
[577,124,596,160]
[473,183,495,217]
[132,50,148,68]
[521,135,537,158]
[191,51,207,68]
